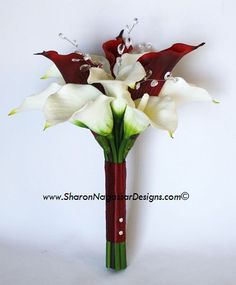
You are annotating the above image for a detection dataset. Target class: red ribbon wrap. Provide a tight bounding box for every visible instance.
[105,161,126,243]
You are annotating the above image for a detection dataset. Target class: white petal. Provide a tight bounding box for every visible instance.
[113,53,144,77]
[88,67,113,83]
[71,95,113,136]
[41,64,62,79]
[44,84,103,126]
[9,83,62,115]
[140,96,178,133]
[136,93,150,112]
[124,106,150,138]
[159,77,211,107]
[97,81,128,97]
[90,54,111,74]
[88,78,135,108]
[111,98,127,117]
[116,62,146,87]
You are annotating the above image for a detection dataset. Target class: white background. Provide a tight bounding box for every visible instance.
[0,0,236,284]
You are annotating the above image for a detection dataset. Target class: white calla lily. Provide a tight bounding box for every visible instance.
[159,77,212,106]
[9,82,62,115]
[44,84,104,127]
[88,73,134,108]
[123,94,178,138]
[116,62,146,87]
[113,53,145,77]
[123,77,211,138]
[139,95,178,133]
[87,52,146,112]
[111,98,127,118]
[70,95,113,136]
[124,105,150,138]
[88,62,145,90]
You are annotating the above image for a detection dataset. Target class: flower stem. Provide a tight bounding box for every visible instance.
[94,121,137,270]
[108,135,118,162]
[106,241,127,270]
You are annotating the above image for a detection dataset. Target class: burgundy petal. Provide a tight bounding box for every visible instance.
[130,43,205,100]
[102,30,133,71]
[35,51,98,84]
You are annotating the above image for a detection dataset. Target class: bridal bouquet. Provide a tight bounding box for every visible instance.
[10,19,214,271]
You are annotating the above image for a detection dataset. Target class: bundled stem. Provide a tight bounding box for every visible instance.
[94,114,137,271]
[105,161,127,270]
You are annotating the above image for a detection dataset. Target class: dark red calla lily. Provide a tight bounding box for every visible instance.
[102,30,133,71]
[130,42,205,100]
[35,51,98,84]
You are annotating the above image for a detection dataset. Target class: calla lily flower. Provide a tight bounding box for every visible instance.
[9,46,147,134]
[123,77,212,138]
[87,53,146,108]
[35,51,100,84]
[130,42,205,99]
[10,30,213,138]
[9,83,62,115]
[9,82,113,134]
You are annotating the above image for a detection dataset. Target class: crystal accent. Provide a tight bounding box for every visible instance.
[80,64,90,72]
[150,80,159,87]
[136,42,153,53]
[117,44,125,55]
[164,72,172,80]
[136,82,141,90]
[71,58,81,62]
[164,71,178,82]
[125,37,132,48]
